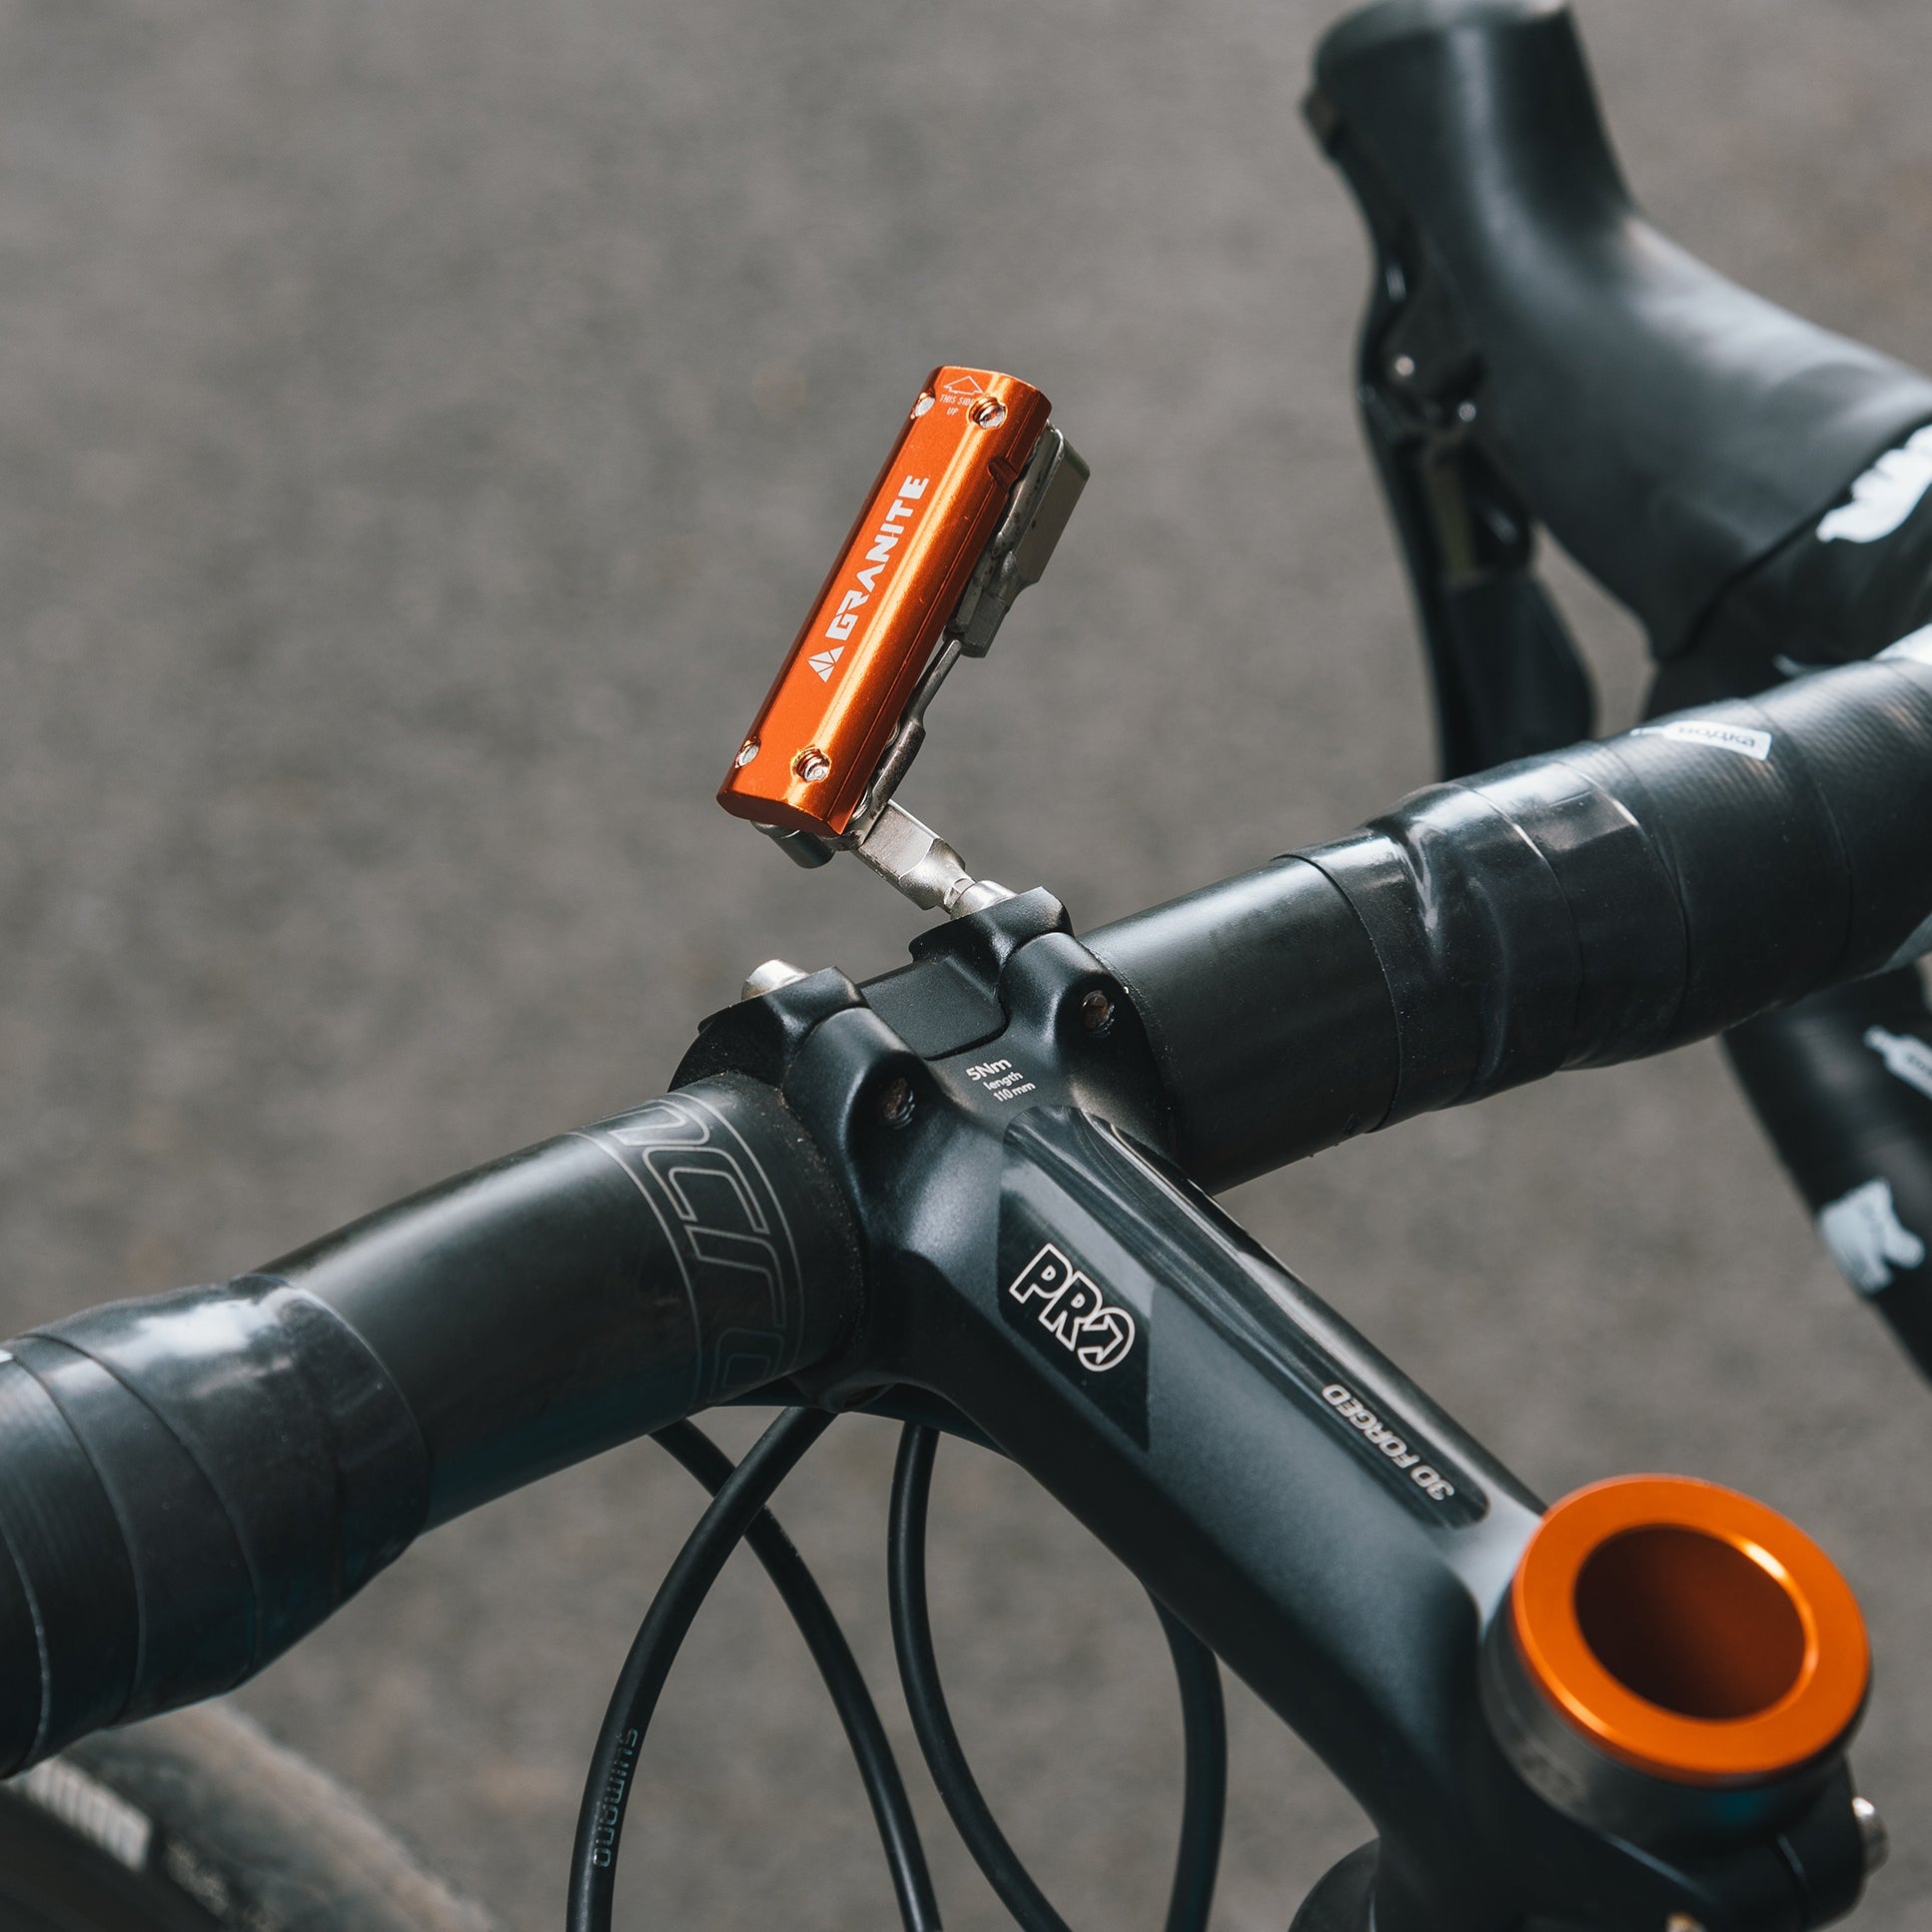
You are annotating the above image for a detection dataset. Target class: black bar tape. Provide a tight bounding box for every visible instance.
[0,1077,861,1776]
[1295,769,1679,1123]
[0,1279,429,1776]
[1093,643,1932,1187]
[0,1361,140,1771]
[0,1342,251,1717]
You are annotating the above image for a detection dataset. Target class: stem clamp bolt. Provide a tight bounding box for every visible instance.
[1079,989,1116,1034]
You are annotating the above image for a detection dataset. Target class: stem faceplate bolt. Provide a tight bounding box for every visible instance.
[876,1076,916,1127]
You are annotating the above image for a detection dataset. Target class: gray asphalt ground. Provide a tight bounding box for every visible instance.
[3,2,1931,1927]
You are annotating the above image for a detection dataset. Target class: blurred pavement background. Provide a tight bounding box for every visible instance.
[2,0,1931,1925]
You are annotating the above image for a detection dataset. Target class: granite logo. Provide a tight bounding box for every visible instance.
[824,475,931,641]
[1006,1242,1137,1372]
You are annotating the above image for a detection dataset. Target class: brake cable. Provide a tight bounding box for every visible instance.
[888,1423,1227,1932]
[571,1410,1228,1932]
[566,1408,838,1932]
[651,1419,943,1932]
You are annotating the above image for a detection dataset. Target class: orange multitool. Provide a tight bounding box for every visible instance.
[717,366,1086,913]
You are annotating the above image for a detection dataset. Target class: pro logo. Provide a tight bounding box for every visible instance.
[1006,1243,1136,1372]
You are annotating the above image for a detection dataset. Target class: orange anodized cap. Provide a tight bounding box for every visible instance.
[1508,1473,1870,1786]
[718,367,1053,840]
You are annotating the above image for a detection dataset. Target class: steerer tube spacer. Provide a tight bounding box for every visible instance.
[1505,1474,1869,1786]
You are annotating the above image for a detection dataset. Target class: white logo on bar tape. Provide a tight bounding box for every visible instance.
[1630,718,1772,761]
[1866,1027,1932,1103]
[1819,1179,1926,1295]
[1817,426,1932,544]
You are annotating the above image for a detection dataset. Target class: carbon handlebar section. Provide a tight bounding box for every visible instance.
[1091,641,1932,1190]
[0,1075,858,1778]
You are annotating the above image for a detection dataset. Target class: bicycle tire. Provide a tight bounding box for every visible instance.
[0,1704,495,1932]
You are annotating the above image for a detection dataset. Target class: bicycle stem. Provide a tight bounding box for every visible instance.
[692,890,1872,1930]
